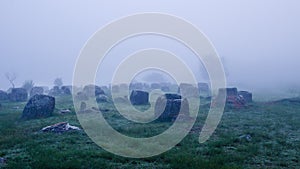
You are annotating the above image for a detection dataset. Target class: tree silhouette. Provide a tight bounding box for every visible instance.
[5,72,17,88]
[22,80,35,93]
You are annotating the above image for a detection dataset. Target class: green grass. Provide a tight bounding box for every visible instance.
[0,96,300,168]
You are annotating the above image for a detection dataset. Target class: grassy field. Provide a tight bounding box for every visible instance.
[0,95,300,169]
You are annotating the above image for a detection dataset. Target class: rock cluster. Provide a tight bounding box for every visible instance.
[218,88,253,108]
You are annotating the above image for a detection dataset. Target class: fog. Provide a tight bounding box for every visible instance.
[1,0,300,98]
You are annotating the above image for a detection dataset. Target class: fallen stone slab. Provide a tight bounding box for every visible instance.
[41,122,80,133]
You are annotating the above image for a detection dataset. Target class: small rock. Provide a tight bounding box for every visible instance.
[60,109,71,114]
[114,97,129,103]
[12,106,20,110]
[239,134,252,142]
[0,157,6,164]
[226,146,237,150]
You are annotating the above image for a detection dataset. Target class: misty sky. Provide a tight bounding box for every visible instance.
[0,0,299,92]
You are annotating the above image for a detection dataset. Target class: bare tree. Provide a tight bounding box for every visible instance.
[54,78,63,88]
[5,72,17,88]
[22,80,35,93]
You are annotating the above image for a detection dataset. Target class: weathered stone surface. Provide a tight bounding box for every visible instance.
[22,94,55,120]
[239,134,252,142]
[130,90,149,105]
[41,122,80,133]
[8,88,28,102]
[154,93,190,122]
[238,91,253,103]
[30,87,44,97]
[0,90,8,100]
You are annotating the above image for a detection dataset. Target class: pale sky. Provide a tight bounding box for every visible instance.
[0,0,299,93]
